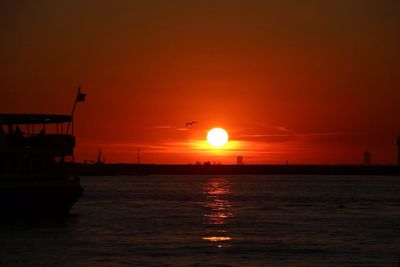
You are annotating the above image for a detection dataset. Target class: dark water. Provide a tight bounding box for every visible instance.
[1,175,399,266]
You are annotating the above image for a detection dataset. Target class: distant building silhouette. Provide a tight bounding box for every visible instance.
[363,151,371,166]
[96,149,105,165]
[236,156,244,165]
[397,136,400,166]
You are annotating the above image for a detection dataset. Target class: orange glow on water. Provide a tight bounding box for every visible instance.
[202,177,234,247]
[202,236,232,242]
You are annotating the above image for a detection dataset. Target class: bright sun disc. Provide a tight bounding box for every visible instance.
[207,128,229,147]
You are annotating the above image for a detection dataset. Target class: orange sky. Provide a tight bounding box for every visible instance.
[0,1,399,164]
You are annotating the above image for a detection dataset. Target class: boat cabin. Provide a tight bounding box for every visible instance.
[0,114,76,179]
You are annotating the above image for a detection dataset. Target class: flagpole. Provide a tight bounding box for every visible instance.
[71,87,80,117]
[66,87,80,134]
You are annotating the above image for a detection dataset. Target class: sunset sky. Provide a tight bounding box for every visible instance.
[0,1,399,164]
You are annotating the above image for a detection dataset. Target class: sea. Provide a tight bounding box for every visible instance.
[0,175,399,266]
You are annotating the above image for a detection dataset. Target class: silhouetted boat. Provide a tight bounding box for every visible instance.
[0,114,83,215]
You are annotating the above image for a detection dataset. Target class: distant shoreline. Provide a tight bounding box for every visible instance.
[66,163,400,176]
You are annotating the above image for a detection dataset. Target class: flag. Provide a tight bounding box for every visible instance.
[77,92,87,102]
[76,87,87,102]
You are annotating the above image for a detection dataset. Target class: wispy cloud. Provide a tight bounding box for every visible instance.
[239,134,292,138]
[235,125,294,143]
[269,126,292,133]
[151,125,190,131]
[152,125,175,129]
[235,123,365,145]
[300,131,364,137]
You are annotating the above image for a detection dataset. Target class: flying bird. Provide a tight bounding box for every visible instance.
[185,121,198,127]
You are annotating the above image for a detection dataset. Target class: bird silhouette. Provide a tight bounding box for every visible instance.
[185,121,198,127]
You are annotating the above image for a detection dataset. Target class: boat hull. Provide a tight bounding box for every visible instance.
[0,184,83,215]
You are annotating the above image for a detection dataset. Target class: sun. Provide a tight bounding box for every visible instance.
[207,128,229,147]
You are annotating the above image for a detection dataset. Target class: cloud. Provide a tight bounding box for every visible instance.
[269,126,291,133]
[237,134,292,143]
[235,125,294,143]
[151,125,190,131]
[235,123,365,146]
[152,125,175,129]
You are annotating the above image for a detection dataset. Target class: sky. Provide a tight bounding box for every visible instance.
[0,0,399,164]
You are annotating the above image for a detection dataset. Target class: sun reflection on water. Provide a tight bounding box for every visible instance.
[202,177,234,248]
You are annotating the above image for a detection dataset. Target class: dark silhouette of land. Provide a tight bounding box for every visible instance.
[65,163,400,176]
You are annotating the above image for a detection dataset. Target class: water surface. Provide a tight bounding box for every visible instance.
[1,175,399,266]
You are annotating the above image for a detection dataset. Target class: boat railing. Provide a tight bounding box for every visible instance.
[3,134,75,156]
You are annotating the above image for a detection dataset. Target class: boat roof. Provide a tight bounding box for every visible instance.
[0,114,72,125]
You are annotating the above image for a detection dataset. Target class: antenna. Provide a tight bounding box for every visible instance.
[96,149,102,165]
